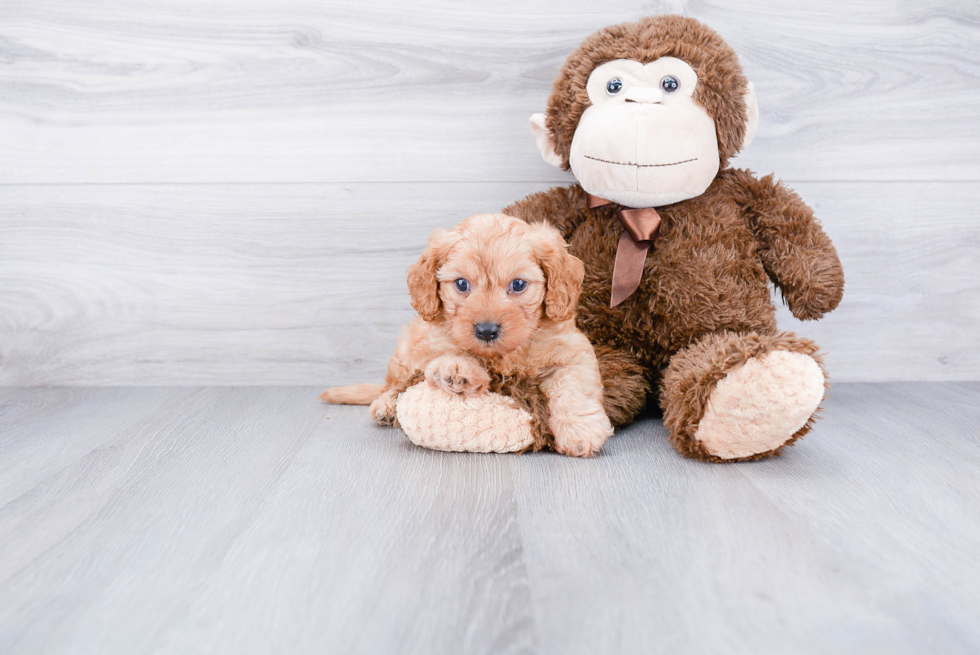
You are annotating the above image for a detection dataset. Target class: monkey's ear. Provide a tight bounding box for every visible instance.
[741,82,759,150]
[407,229,450,321]
[529,113,563,168]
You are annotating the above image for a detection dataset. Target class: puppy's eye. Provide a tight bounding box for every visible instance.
[660,75,679,93]
[605,77,623,96]
[453,278,470,293]
[509,279,528,293]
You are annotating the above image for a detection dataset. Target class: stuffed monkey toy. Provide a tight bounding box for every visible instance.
[396,14,844,460]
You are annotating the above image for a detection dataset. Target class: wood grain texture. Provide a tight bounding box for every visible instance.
[0,1,977,384]
[514,381,980,655]
[0,0,977,184]
[0,383,977,654]
[1,181,977,385]
[0,387,535,655]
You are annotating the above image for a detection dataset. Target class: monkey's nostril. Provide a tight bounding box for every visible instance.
[474,322,501,343]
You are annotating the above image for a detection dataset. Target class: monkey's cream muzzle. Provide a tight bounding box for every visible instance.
[530,56,758,210]
[569,101,719,208]
[569,57,720,209]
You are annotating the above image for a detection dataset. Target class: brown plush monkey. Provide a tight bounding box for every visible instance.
[502,14,844,461]
[387,14,843,460]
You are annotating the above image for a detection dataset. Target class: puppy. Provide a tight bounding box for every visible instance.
[321,213,613,457]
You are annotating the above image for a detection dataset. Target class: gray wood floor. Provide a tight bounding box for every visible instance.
[1,383,978,654]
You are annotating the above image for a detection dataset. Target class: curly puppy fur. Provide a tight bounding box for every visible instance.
[503,16,844,460]
[321,213,614,458]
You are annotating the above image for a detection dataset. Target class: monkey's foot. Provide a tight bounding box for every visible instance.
[662,331,827,462]
[694,350,824,460]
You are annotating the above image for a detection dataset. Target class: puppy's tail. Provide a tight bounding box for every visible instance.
[318,383,384,405]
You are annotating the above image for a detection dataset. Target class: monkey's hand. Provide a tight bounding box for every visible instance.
[732,170,845,320]
[773,254,846,321]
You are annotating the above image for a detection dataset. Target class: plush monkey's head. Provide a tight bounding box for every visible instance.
[530,15,758,208]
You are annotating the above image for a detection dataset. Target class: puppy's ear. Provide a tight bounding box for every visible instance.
[529,222,584,322]
[407,229,453,321]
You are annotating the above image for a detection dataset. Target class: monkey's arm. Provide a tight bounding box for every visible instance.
[729,170,844,320]
[502,185,591,240]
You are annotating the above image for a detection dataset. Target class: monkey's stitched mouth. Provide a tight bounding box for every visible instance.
[584,155,698,168]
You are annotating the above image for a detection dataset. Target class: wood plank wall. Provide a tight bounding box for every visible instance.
[1,0,977,385]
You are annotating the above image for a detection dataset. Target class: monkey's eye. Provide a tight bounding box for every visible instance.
[508,279,528,294]
[605,78,623,96]
[660,75,680,93]
[454,278,470,293]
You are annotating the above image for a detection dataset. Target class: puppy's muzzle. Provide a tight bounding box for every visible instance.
[474,322,501,343]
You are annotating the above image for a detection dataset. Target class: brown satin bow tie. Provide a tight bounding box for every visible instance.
[587,193,662,307]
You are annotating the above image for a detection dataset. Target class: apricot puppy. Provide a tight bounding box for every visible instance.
[321,213,613,457]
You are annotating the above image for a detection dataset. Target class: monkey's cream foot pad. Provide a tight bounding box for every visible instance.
[396,382,536,453]
[695,351,826,459]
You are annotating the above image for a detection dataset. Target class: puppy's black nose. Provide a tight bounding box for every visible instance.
[474,322,501,343]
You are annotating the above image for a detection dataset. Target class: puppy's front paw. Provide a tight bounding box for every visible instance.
[369,393,398,426]
[551,412,614,458]
[424,356,490,398]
